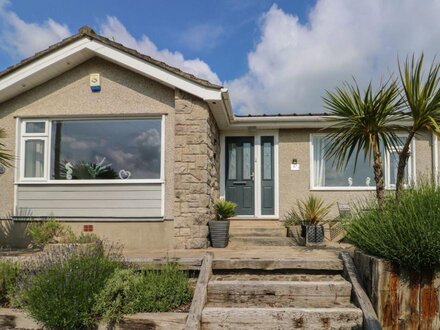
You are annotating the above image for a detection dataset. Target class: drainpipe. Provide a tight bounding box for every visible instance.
[432,132,438,186]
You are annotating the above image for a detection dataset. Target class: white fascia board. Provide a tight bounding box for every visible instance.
[85,40,223,101]
[0,38,91,91]
[225,115,414,130]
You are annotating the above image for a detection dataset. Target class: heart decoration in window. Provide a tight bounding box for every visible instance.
[119,169,131,180]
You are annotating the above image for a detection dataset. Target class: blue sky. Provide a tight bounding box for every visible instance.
[0,0,315,81]
[1,0,440,114]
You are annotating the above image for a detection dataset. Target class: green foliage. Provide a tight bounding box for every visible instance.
[0,260,20,304]
[323,79,404,203]
[346,181,440,270]
[74,233,101,244]
[16,244,122,329]
[60,159,118,180]
[399,54,440,134]
[214,200,237,220]
[26,218,64,248]
[0,128,13,168]
[94,264,192,324]
[323,79,404,169]
[284,195,332,226]
[26,218,102,248]
[395,54,440,194]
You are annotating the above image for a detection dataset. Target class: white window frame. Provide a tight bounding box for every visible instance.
[18,116,165,185]
[309,133,415,191]
[19,119,50,182]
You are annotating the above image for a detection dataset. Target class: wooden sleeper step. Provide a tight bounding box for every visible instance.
[212,257,344,271]
[207,280,352,307]
[201,306,363,330]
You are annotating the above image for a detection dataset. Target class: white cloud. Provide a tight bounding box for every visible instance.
[99,16,221,84]
[227,1,440,114]
[179,24,224,52]
[0,0,71,58]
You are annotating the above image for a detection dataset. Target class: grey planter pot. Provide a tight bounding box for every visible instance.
[208,220,230,248]
[306,224,324,243]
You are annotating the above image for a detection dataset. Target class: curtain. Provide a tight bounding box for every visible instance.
[25,140,44,178]
[313,136,325,187]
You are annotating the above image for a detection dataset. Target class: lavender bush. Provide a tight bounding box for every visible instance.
[12,242,123,329]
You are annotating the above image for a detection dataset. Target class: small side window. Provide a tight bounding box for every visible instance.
[21,120,48,180]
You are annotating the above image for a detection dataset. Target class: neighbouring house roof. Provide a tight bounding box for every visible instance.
[0,26,222,89]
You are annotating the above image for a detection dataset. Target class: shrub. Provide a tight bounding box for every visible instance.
[74,233,101,244]
[214,200,237,220]
[0,260,20,304]
[15,244,123,329]
[94,263,192,324]
[345,181,440,270]
[26,218,64,248]
[27,218,102,248]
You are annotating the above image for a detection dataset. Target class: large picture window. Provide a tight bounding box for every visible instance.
[311,135,412,189]
[20,118,162,182]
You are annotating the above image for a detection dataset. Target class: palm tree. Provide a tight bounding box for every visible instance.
[0,128,13,168]
[323,80,404,204]
[395,54,440,197]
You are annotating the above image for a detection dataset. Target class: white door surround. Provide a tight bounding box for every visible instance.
[220,130,279,219]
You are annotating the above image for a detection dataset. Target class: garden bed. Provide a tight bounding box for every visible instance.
[0,243,195,329]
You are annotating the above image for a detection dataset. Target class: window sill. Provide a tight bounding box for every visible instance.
[310,186,398,191]
[15,179,164,185]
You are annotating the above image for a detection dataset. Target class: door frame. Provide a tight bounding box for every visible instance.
[220,130,279,219]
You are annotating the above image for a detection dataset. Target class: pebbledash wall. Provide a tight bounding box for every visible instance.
[0,57,219,250]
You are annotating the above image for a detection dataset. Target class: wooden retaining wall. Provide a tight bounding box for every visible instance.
[354,250,440,329]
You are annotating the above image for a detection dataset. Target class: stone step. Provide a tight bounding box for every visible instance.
[207,279,352,307]
[229,236,295,247]
[229,227,287,237]
[212,257,343,272]
[201,307,363,330]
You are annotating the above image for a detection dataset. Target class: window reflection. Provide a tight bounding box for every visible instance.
[50,119,161,180]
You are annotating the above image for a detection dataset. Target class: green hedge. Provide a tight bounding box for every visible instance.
[346,181,440,270]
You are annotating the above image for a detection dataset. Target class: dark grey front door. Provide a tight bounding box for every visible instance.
[225,137,254,215]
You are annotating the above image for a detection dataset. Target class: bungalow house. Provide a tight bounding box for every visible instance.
[0,27,437,250]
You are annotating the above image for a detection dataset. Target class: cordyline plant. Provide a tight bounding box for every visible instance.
[395,54,440,198]
[0,128,13,168]
[323,79,404,205]
[285,195,332,226]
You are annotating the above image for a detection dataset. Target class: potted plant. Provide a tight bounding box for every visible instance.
[284,195,332,243]
[209,200,237,248]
